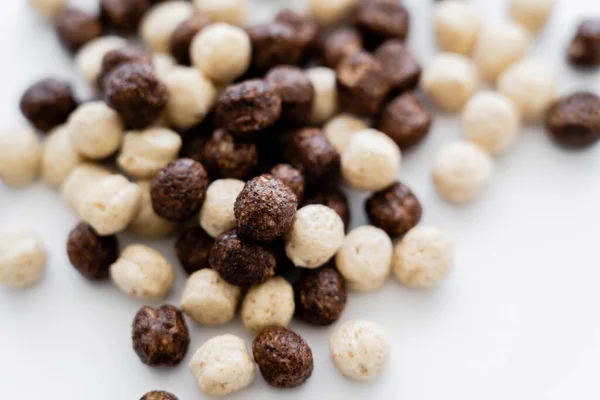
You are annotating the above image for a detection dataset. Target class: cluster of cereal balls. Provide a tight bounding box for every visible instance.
[0,0,599,398]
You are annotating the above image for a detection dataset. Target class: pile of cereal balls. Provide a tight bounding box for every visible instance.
[1,0,599,397]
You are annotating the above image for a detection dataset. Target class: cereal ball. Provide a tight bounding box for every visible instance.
[323,114,367,154]
[433,0,481,55]
[41,125,84,187]
[247,23,304,72]
[175,227,214,274]
[241,277,295,334]
[275,9,320,57]
[284,205,345,269]
[473,22,531,81]
[420,53,479,112]
[234,174,298,243]
[253,326,313,388]
[60,164,111,212]
[111,244,174,299]
[568,20,600,67]
[510,0,556,33]
[132,305,190,366]
[354,0,410,45]
[193,0,249,26]
[295,266,346,325]
[199,179,245,238]
[151,158,209,221]
[374,40,422,94]
[0,126,41,188]
[191,23,251,84]
[393,226,454,288]
[180,269,241,324]
[189,334,255,396]
[0,231,46,290]
[29,0,66,19]
[284,128,340,179]
[497,60,557,122]
[209,230,277,286]
[68,101,125,159]
[100,0,150,33]
[67,223,118,281]
[129,181,176,238]
[320,27,363,69]
[75,36,127,87]
[140,1,193,53]
[265,66,314,125]
[366,182,422,238]
[54,8,103,53]
[169,12,212,65]
[432,141,494,204]
[546,92,600,149]
[306,67,338,125]
[341,129,401,192]
[20,78,78,133]
[140,391,177,400]
[378,93,432,150]
[329,320,389,381]
[462,92,520,156]
[302,187,350,228]
[201,129,257,179]
[271,164,305,202]
[307,0,356,27]
[153,52,177,82]
[96,46,152,92]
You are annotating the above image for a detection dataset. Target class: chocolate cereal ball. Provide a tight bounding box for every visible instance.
[275,9,320,57]
[20,78,78,133]
[140,391,178,400]
[354,0,410,46]
[320,27,363,69]
[546,92,600,149]
[284,128,340,179]
[568,20,600,67]
[67,223,119,281]
[54,8,103,53]
[151,158,209,221]
[201,129,258,179]
[132,305,190,367]
[378,93,432,150]
[302,187,350,228]
[295,266,346,325]
[366,182,422,238]
[247,22,305,72]
[96,46,152,92]
[265,66,314,125]
[271,164,305,202]
[374,40,422,94]
[252,326,314,388]
[175,227,214,275]
[169,12,212,65]
[100,0,150,33]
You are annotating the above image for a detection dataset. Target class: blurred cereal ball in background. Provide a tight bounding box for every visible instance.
[510,0,557,33]
[193,0,249,26]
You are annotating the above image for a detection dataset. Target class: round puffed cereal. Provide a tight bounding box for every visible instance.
[41,125,84,187]
[199,179,245,238]
[0,126,41,188]
[19,78,78,133]
[152,53,177,82]
[393,226,454,288]
[54,8,103,53]
[189,334,255,396]
[67,223,118,281]
[28,0,66,19]
[241,277,295,334]
[141,391,177,400]
[329,320,390,381]
[0,231,46,290]
[193,0,249,26]
[129,181,176,238]
[306,67,338,125]
[284,205,345,269]
[462,91,520,156]
[68,101,125,159]
[307,0,356,27]
[432,141,494,204]
[175,227,214,275]
[434,0,481,55]
[341,129,401,192]
[323,114,367,154]
[111,244,174,299]
[75,36,127,87]
[140,1,193,53]
[60,163,111,212]
[510,0,556,33]
[421,53,479,112]
[180,269,241,324]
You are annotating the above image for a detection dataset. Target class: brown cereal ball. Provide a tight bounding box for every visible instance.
[265,66,314,125]
[234,174,298,243]
[568,20,600,67]
[271,164,305,202]
[295,266,346,325]
[252,326,314,388]
[105,63,168,129]
[151,158,209,221]
[246,22,305,72]
[54,8,103,53]
[546,92,600,149]
[96,46,152,92]
[100,0,150,33]
[320,27,363,69]
[174,227,214,275]
[19,78,78,133]
[275,9,320,57]
[66,222,119,280]
[201,129,258,179]
[209,230,277,286]
[169,13,212,65]
[132,305,190,367]
[374,40,422,93]
[140,391,178,400]
[378,93,432,150]
[284,128,340,179]
[354,0,410,46]
[366,181,422,238]
[302,187,350,228]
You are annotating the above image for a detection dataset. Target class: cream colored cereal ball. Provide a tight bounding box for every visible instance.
[434,0,481,55]
[199,179,245,238]
[193,0,249,26]
[241,277,295,334]
[164,66,217,129]
[341,129,401,192]
[432,141,494,204]
[129,181,176,238]
[69,101,125,159]
[180,269,241,325]
[323,114,367,154]
[28,0,66,19]
[0,231,46,290]
[75,36,127,87]
[473,22,531,81]
[0,126,41,188]
[421,53,479,112]
[41,125,84,187]
[152,53,177,82]
[330,320,390,382]
[189,334,255,396]
[510,0,556,33]
[497,60,557,122]
[60,163,111,212]
[462,91,520,156]
[307,67,338,125]
[140,1,193,53]
[393,226,454,288]
[308,0,356,26]
[284,205,345,269]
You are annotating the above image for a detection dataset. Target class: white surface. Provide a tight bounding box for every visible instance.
[1,0,600,399]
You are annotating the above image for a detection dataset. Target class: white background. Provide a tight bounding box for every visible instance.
[1,0,600,399]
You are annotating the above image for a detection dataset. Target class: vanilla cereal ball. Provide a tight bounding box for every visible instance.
[284,205,345,269]
[28,0,66,19]
[510,0,556,33]
[308,0,356,27]
[180,269,241,324]
[393,226,454,288]
[152,53,177,82]
[129,181,176,238]
[306,67,338,125]
[432,141,494,204]
[0,126,41,188]
[140,1,193,53]
[323,114,367,154]
[241,277,295,334]
[329,320,390,382]
[341,129,401,192]
[199,179,245,238]
[189,334,255,396]
[421,53,479,112]
[41,125,84,187]
[193,0,249,26]
[69,101,125,159]
[462,91,520,156]
[434,0,481,55]
[0,232,47,290]
[60,163,111,212]
[75,36,127,87]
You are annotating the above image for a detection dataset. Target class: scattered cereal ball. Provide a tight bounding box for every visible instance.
[199,179,245,238]
[111,244,174,299]
[20,78,78,133]
[189,334,255,396]
[169,12,212,65]
[0,126,42,188]
[323,114,367,154]
[75,36,127,87]
[201,129,258,179]
[510,0,556,33]
[0,231,46,290]
[432,141,494,204]
[307,0,355,27]
[270,164,305,202]
[284,128,340,179]
[393,226,454,288]
[60,163,111,212]
[96,46,152,92]
[175,227,214,274]
[140,0,193,53]
[41,125,84,187]
[306,67,338,125]
[68,101,125,159]
[140,391,177,400]
[253,326,314,388]
[546,92,600,149]
[54,8,103,53]
[191,23,251,83]
[247,23,305,72]
[295,266,347,325]
[366,182,422,238]
[132,304,190,366]
[265,66,314,125]
[241,277,295,334]
[67,223,119,280]
[320,27,363,69]
[129,181,176,238]
[193,0,249,26]
[29,0,66,19]
[180,269,241,324]
[302,187,350,228]
[275,9,320,58]
[433,0,481,55]
[378,93,432,150]
[100,0,149,33]
[354,0,410,46]
[284,205,345,268]
[329,320,389,381]
[153,52,177,81]
[421,53,479,112]
[374,40,422,94]
[568,20,600,67]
